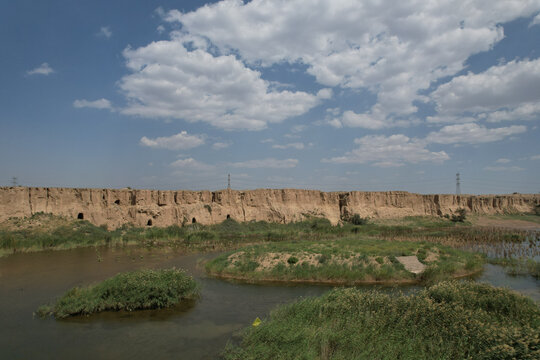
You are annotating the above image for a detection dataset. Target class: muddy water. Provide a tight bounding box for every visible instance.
[0,247,538,360]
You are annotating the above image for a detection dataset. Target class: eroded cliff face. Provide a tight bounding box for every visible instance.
[0,187,538,228]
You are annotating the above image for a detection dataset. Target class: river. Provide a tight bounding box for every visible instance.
[0,246,538,359]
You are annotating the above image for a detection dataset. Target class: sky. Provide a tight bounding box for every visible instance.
[1,0,540,194]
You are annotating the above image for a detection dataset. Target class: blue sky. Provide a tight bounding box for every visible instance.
[1,0,539,194]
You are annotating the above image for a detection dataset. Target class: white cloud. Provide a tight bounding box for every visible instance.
[157,25,166,34]
[484,166,524,171]
[272,142,304,150]
[495,158,511,164]
[98,26,112,38]
[425,123,526,144]
[140,131,205,150]
[324,134,449,167]
[119,39,323,130]
[170,157,214,171]
[73,98,113,110]
[230,158,298,168]
[260,138,274,143]
[432,59,540,122]
[531,154,540,160]
[27,63,54,76]
[340,110,387,130]
[164,0,540,126]
[529,13,540,27]
[212,142,231,150]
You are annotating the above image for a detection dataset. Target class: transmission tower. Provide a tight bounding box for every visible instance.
[456,173,461,195]
[11,177,18,187]
[227,174,231,190]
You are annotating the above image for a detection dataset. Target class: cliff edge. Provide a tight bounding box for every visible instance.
[1,187,538,228]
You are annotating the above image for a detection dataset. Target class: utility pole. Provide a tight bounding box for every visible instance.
[456,173,461,196]
[227,174,231,190]
[11,177,18,187]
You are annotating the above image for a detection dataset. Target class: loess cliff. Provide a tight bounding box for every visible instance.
[0,187,538,229]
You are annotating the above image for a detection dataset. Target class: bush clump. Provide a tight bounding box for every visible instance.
[450,208,467,222]
[223,281,540,360]
[37,268,199,318]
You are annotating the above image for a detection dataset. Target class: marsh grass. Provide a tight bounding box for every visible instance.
[36,268,199,318]
[2,214,537,276]
[205,238,483,284]
[223,281,540,360]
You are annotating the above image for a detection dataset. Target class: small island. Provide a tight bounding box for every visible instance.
[205,238,484,285]
[37,268,199,319]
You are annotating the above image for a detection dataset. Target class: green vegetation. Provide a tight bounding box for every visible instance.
[36,268,199,318]
[205,238,483,284]
[223,281,540,360]
[450,208,467,222]
[2,213,537,279]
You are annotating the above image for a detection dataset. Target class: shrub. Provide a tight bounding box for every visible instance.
[450,208,466,222]
[37,268,199,318]
[287,256,299,265]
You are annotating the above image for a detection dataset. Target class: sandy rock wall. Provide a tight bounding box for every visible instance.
[0,187,538,228]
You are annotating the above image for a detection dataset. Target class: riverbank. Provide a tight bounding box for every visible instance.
[223,281,540,360]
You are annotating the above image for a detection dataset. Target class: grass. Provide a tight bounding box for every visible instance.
[2,213,537,278]
[36,268,199,318]
[222,281,540,360]
[205,238,484,284]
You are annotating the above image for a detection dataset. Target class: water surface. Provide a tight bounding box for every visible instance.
[0,246,538,359]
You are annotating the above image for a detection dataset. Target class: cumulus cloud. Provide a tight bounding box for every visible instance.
[272,142,304,150]
[212,142,231,150]
[170,157,214,171]
[164,0,540,126]
[431,59,540,123]
[119,39,323,130]
[73,98,113,110]
[230,158,298,168]
[324,134,449,167]
[529,12,540,27]
[27,63,54,76]
[140,131,205,150]
[425,123,526,144]
[98,26,112,38]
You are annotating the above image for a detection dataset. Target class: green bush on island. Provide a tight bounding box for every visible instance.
[37,268,199,318]
[205,238,484,284]
[223,281,540,360]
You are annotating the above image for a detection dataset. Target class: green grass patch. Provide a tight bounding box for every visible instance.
[36,268,199,318]
[205,238,483,284]
[223,281,540,360]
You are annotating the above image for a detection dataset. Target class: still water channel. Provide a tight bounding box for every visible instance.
[1,246,538,359]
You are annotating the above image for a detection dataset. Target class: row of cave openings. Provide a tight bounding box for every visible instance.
[76,212,231,227]
[145,214,231,227]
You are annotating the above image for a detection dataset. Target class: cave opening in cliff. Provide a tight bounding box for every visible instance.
[114,200,120,205]
[147,219,152,226]
[77,213,84,220]
[227,214,231,219]
[192,217,197,223]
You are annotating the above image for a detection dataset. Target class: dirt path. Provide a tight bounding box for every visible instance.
[396,256,425,274]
